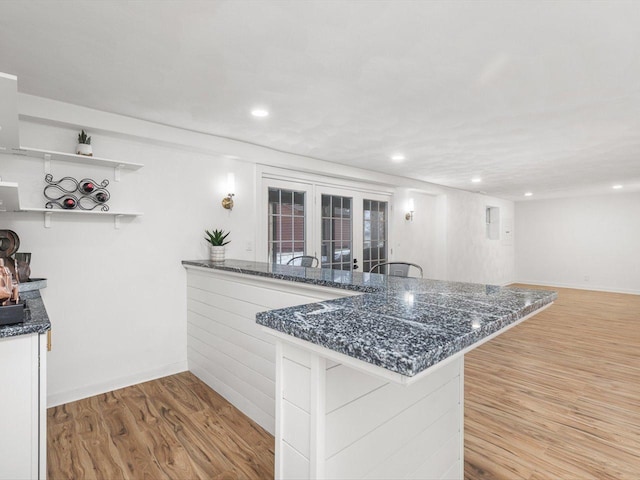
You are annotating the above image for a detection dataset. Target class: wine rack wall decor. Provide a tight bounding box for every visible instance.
[43,174,111,211]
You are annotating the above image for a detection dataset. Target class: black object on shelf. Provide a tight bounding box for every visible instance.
[43,174,110,211]
[0,300,27,326]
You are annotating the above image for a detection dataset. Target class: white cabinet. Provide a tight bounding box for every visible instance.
[0,333,47,480]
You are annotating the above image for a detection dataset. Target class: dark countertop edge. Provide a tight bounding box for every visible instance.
[254,295,556,377]
[0,289,51,339]
[182,260,381,293]
[18,278,48,292]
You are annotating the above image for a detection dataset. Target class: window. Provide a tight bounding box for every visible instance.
[363,199,388,273]
[268,188,306,264]
[321,194,353,271]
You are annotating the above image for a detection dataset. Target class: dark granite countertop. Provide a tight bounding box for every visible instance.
[183,260,557,377]
[0,280,51,339]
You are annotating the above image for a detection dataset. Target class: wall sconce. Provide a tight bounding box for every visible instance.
[405,198,415,221]
[222,172,235,210]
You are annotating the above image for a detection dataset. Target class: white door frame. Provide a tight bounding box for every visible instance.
[257,165,394,267]
[315,185,391,272]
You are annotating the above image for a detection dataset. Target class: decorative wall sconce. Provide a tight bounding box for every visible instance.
[405,198,415,221]
[222,172,235,210]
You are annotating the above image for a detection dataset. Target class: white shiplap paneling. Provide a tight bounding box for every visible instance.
[276,342,463,480]
[185,267,349,435]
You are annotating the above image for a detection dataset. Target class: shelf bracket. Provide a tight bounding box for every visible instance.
[114,214,123,229]
[43,211,52,228]
[114,164,125,182]
[43,153,52,175]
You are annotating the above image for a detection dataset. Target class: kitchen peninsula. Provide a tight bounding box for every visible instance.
[183,260,556,480]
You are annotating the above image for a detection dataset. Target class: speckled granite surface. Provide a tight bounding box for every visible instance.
[183,259,383,292]
[183,260,557,377]
[18,278,48,293]
[0,281,51,339]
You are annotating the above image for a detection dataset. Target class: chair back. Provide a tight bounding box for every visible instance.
[369,262,424,278]
[287,255,319,268]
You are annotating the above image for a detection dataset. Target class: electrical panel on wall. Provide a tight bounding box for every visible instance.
[0,73,20,152]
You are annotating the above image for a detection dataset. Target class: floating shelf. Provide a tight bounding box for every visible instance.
[0,181,142,228]
[21,208,143,229]
[9,146,144,181]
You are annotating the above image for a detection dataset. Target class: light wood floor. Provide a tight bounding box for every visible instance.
[47,372,274,479]
[47,286,639,479]
[465,285,640,479]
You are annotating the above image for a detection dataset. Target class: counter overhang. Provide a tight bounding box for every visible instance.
[182,260,557,379]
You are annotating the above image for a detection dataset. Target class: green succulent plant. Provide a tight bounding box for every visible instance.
[77,129,91,145]
[204,229,230,246]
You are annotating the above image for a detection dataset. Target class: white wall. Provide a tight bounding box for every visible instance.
[1,95,515,406]
[445,192,515,285]
[392,187,516,286]
[2,120,258,406]
[391,189,442,280]
[515,192,640,294]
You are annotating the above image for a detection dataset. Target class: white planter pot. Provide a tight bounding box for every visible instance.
[209,245,225,262]
[76,143,93,156]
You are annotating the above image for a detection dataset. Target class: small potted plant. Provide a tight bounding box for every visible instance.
[204,229,230,262]
[76,129,92,156]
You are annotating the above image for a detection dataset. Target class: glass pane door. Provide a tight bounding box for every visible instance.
[321,194,353,270]
[268,187,306,265]
[363,199,388,273]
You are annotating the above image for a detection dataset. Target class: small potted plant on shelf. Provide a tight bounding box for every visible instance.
[76,129,92,156]
[204,229,230,262]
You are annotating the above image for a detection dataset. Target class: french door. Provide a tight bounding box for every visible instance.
[262,175,390,272]
[319,189,354,271]
[264,179,314,265]
[362,198,389,273]
[315,186,390,272]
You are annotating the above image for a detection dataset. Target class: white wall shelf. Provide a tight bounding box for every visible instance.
[0,181,142,229]
[22,208,143,229]
[10,146,144,181]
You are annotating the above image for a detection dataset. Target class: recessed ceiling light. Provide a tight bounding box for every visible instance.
[612,184,623,189]
[391,154,405,162]
[471,177,482,183]
[251,108,269,118]
[524,192,533,197]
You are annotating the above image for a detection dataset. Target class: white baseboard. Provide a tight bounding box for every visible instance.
[47,360,188,408]
[513,279,640,296]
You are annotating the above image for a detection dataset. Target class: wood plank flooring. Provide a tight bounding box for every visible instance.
[47,372,274,479]
[47,286,639,479]
[465,285,640,480]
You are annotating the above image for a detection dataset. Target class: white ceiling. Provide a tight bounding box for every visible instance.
[1,0,639,200]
